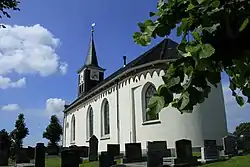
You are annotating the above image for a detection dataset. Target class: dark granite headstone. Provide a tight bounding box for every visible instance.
[174,139,198,166]
[27,146,35,159]
[35,143,45,167]
[107,144,120,157]
[89,135,98,162]
[147,141,170,157]
[0,133,10,166]
[124,143,142,163]
[204,140,218,159]
[175,139,192,160]
[78,146,89,157]
[223,136,237,155]
[99,151,116,167]
[0,150,8,166]
[16,148,30,164]
[47,145,59,155]
[147,151,163,167]
[61,149,82,167]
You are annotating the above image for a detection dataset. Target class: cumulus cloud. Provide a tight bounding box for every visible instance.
[0,24,68,89]
[0,76,26,89]
[1,104,21,111]
[45,98,66,118]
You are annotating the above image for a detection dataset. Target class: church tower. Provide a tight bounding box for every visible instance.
[77,24,105,96]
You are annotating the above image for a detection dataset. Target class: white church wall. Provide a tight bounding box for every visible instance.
[117,69,228,152]
[199,82,228,146]
[64,68,228,153]
[64,86,119,152]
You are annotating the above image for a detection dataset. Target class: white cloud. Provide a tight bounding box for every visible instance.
[1,104,21,111]
[0,24,68,89]
[45,98,66,118]
[0,76,26,89]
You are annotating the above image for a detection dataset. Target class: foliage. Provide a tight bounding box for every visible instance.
[0,129,12,157]
[133,0,250,114]
[43,115,63,147]
[11,113,29,148]
[233,122,250,137]
[0,0,20,28]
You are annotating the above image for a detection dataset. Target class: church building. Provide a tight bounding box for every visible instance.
[62,26,228,153]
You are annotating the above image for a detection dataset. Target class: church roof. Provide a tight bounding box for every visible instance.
[64,38,179,113]
[84,30,98,67]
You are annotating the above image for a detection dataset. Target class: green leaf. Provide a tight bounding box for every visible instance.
[186,3,195,11]
[149,12,155,17]
[191,32,201,42]
[163,76,181,88]
[185,44,201,54]
[158,85,174,105]
[157,0,165,9]
[239,18,249,32]
[199,44,215,59]
[236,95,245,106]
[197,0,207,5]
[211,0,220,8]
[179,92,190,110]
[147,95,165,115]
[147,96,158,108]
[203,23,220,34]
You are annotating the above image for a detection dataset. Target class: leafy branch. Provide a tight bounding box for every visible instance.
[133,0,250,114]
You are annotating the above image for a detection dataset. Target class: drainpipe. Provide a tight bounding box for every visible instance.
[116,81,120,144]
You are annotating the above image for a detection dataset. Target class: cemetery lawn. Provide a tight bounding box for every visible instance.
[202,155,250,167]
[45,155,250,167]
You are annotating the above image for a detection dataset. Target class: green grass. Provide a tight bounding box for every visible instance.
[45,155,250,167]
[202,155,250,167]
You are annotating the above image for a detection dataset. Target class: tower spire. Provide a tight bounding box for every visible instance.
[84,23,99,67]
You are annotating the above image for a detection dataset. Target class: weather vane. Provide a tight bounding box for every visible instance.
[91,23,96,32]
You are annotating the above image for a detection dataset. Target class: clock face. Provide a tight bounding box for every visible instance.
[90,70,99,81]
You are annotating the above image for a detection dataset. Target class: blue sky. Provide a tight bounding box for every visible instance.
[0,0,249,147]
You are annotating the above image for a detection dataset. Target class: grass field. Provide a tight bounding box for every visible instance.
[45,155,250,167]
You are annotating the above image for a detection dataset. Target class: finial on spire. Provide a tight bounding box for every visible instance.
[91,23,96,32]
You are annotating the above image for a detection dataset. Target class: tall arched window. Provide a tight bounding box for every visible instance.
[71,115,76,142]
[143,83,159,122]
[101,99,110,137]
[87,107,94,139]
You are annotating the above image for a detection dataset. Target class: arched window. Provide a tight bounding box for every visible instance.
[71,115,76,142]
[87,107,94,139]
[101,99,110,137]
[143,83,159,122]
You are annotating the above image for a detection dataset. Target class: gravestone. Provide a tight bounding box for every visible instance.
[174,139,198,166]
[147,150,163,167]
[107,144,120,157]
[0,131,10,166]
[35,143,45,167]
[147,141,170,157]
[124,143,143,163]
[99,151,116,167]
[223,136,237,155]
[61,148,82,167]
[203,140,218,159]
[16,148,30,164]
[47,145,59,155]
[0,149,8,166]
[89,135,99,162]
[27,146,35,159]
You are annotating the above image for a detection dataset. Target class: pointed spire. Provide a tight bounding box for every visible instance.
[84,23,99,67]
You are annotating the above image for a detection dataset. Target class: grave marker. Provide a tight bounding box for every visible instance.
[89,135,98,162]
